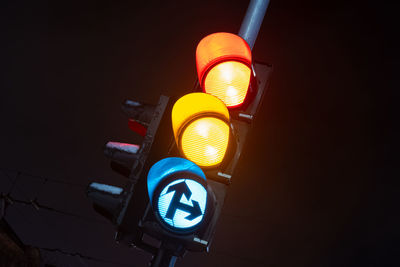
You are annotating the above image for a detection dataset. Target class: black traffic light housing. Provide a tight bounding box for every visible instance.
[192,61,273,185]
[87,61,272,260]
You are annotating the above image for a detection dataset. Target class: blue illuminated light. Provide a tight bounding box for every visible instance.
[157,178,207,229]
[147,157,206,202]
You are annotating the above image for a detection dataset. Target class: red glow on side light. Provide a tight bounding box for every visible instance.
[128,119,147,137]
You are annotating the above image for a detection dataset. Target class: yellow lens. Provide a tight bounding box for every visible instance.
[181,117,229,167]
[171,93,229,142]
[204,61,251,108]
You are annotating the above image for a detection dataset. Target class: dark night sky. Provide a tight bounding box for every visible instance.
[0,0,398,266]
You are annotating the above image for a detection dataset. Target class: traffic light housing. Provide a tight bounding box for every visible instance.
[162,33,272,257]
[140,157,217,253]
[190,32,272,185]
[87,95,222,256]
[87,30,272,263]
[87,96,174,245]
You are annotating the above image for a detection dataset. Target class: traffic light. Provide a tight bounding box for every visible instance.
[196,32,252,108]
[161,32,272,256]
[86,95,175,245]
[147,157,211,232]
[173,32,273,185]
[171,93,230,167]
[140,157,217,252]
[87,95,219,257]
[87,30,271,265]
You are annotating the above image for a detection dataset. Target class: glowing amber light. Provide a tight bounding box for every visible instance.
[171,93,229,140]
[196,32,252,108]
[172,93,230,167]
[181,117,229,167]
[204,61,251,107]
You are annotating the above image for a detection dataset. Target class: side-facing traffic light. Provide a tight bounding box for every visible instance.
[196,32,252,108]
[87,95,174,244]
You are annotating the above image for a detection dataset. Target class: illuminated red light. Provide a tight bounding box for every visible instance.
[196,32,252,108]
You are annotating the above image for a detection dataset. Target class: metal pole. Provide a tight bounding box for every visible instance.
[238,0,270,50]
[150,247,177,267]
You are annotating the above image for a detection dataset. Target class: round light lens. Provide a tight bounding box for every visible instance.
[180,117,229,167]
[204,61,251,108]
[157,178,207,231]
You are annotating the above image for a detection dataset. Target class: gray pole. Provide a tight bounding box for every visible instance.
[150,246,177,267]
[238,0,270,50]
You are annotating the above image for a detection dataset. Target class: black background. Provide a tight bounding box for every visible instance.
[0,0,397,266]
